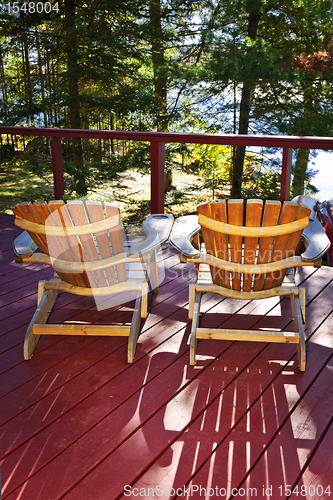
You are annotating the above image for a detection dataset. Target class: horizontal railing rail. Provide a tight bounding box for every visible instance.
[1,125,333,213]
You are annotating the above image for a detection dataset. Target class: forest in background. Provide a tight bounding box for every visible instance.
[1,0,333,218]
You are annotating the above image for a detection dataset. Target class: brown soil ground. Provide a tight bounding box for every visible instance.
[89,169,217,225]
[1,166,220,225]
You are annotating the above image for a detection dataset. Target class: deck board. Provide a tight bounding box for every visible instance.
[0,213,332,500]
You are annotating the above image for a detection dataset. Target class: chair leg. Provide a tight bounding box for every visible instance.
[128,295,142,363]
[24,287,58,360]
[190,291,202,366]
[291,294,306,372]
[299,286,306,324]
[148,249,159,295]
[189,282,196,320]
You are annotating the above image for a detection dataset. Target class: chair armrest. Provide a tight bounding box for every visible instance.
[301,218,331,262]
[13,231,38,263]
[128,213,174,256]
[169,215,200,258]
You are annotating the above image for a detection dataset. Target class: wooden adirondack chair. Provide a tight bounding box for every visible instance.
[170,199,331,370]
[12,200,173,362]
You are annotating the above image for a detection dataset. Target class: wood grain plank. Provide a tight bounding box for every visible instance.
[1,284,286,498]
[1,325,195,497]
[66,200,105,288]
[30,203,79,294]
[234,356,333,496]
[253,200,281,291]
[197,201,215,256]
[227,199,243,291]
[173,308,333,497]
[273,203,312,288]
[289,420,333,499]
[211,200,229,287]
[2,341,254,500]
[243,199,263,292]
[0,262,51,287]
[85,201,117,286]
[48,200,90,287]
[0,284,255,495]
[264,201,298,290]
[56,282,327,500]
[0,285,193,448]
[0,262,190,376]
[132,288,333,496]
[1,204,333,500]
[105,203,127,282]
[12,202,49,256]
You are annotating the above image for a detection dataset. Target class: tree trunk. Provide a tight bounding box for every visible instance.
[231,11,261,198]
[291,148,310,196]
[35,28,48,128]
[149,0,167,132]
[22,34,34,123]
[291,79,313,197]
[64,0,86,195]
[110,113,115,154]
[0,47,8,121]
[232,82,253,197]
[45,49,53,125]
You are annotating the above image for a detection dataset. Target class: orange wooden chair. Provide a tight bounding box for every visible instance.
[12,200,173,362]
[170,199,330,370]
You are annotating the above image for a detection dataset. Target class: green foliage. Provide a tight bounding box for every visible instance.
[1,0,333,208]
[189,144,231,198]
[242,167,280,199]
[0,155,54,212]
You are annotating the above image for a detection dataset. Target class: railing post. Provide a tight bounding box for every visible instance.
[150,140,165,214]
[280,147,293,202]
[51,136,64,200]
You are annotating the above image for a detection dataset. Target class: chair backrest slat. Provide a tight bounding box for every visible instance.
[253,200,281,291]
[85,201,118,286]
[13,202,49,256]
[47,200,91,287]
[263,202,299,290]
[227,199,243,291]
[197,202,216,257]
[105,204,127,283]
[32,201,85,287]
[211,200,229,287]
[272,203,312,288]
[66,201,107,288]
[243,199,263,292]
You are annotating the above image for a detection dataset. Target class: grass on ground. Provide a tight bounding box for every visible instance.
[0,164,54,214]
[0,164,220,225]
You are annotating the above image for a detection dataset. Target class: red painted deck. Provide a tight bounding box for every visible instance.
[1,212,333,500]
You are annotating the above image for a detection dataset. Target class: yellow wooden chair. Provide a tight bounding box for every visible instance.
[12,200,173,362]
[170,199,330,370]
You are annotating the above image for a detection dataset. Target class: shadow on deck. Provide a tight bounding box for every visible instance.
[1,213,332,500]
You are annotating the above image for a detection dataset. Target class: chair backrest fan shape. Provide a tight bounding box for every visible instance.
[12,200,127,289]
[197,199,312,292]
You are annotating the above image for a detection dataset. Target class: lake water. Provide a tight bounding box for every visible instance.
[312,150,333,202]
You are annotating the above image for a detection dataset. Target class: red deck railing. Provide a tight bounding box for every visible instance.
[1,126,333,213]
